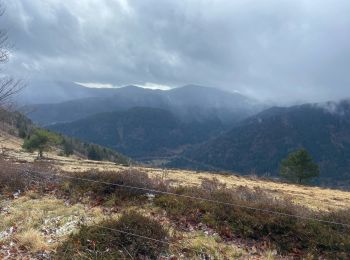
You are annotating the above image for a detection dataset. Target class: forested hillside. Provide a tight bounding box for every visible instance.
[0,109,129,164]
[182,101,350,187]
[49,107,225,161]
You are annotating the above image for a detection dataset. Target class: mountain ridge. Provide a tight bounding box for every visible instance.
[48,107,226,161]
[180,100,350,187]
[23,83,262,126]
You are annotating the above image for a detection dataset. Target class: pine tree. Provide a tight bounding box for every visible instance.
[23,129,60,158]
[280,149,319,184]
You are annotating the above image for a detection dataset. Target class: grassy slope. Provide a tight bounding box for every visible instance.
[2,131,350,211]
[1,132,350,258]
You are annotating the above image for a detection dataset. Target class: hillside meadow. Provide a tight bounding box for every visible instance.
[1,132,350,258]
[2,133,349,212]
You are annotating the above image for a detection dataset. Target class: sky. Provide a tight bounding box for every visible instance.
[2,0,350,104]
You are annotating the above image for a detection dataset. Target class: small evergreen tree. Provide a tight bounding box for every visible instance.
[280,149,319,184]
[18,126,27,139]
[87,145,102,161]
[62,139,74,156]
[23,129,60,158]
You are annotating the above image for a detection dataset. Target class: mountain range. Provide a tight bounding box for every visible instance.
[21,82,262,126]
[17,80,121,104]
[19,80,350,188]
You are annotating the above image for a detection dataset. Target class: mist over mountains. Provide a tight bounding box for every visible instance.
[17,80,112,104]
[3,1,350,257]
[17,80,350,188]
[177,100,350,187]
[22,82,262,126]
[48,107,225,160]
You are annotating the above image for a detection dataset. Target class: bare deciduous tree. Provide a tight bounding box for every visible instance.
[0,2,24,108]
[0,2,25,149]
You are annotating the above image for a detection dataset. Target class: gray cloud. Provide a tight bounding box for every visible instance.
[3,0,350,103]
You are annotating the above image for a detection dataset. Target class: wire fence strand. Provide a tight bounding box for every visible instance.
[0,166,206,258]
[3,165,349,228]
[92,224,204,256]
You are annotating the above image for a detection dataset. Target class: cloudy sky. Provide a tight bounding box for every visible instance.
[2,0,350,103]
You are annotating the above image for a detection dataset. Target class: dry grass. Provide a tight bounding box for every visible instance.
[0,195,106,253]
[58,163,350,211]
[153,182,350,257]
[1,193,257,259]
[1,130,350,212]
[181,232,246,259]
[15,229,48,252]
[52,169,350,257]
[1,190,282,259]
[2,129,350,258]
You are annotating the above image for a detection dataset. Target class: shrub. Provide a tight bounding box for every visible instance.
[0,163,27,193]
[154,181,350,257]
[0,159,57,194]
[61,169,158,204]
[87,146,102,161]
[56,211,169,259]
[61,139,74,156]
[18,125,28,138]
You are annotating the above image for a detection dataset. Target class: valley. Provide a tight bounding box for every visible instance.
[1,124,350,258]
[2,1,350,258]
[21,83,350,189]
[2,132,350,211]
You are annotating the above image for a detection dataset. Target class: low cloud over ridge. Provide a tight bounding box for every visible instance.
[3,0,350,103]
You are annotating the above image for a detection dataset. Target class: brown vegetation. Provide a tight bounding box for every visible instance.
[154,179,350,258]
[56,211,169,259]
[1,133,350,258]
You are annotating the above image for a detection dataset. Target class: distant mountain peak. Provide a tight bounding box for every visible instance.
[22,80,265,126]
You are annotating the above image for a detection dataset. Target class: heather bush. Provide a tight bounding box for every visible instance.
[154,179,350,257]
[60,168,160,204]
[0,159,54,193]
[55,211,169,259]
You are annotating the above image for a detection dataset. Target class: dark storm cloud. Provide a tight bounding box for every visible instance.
[2,0,350,103]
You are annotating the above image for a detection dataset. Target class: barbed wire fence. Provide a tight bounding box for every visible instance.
[0,164,212,259]
[1,163,350,259]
